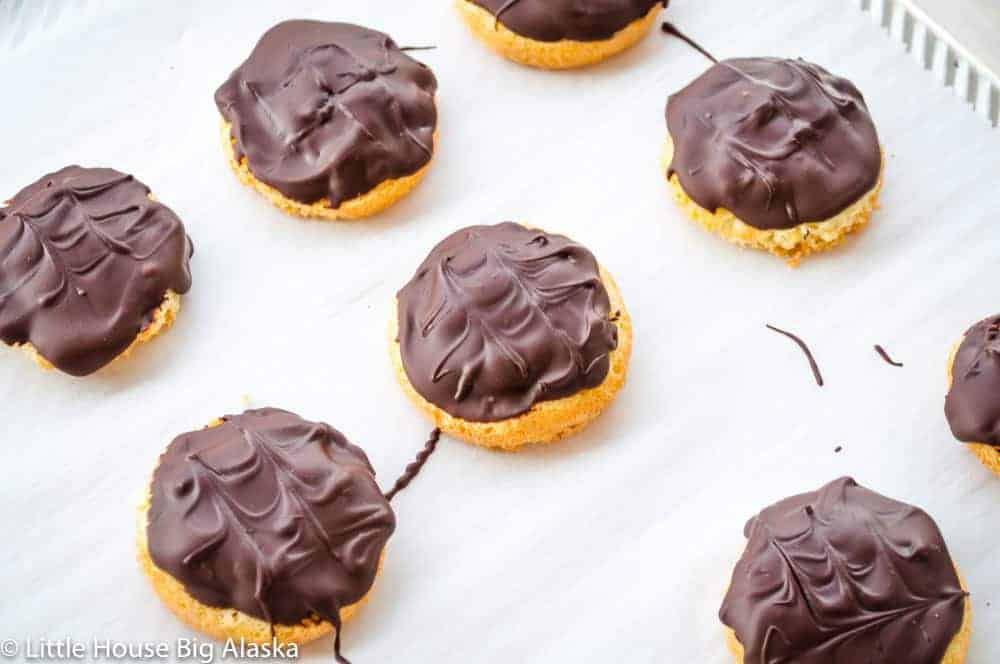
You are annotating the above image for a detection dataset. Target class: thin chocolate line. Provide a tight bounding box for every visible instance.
[766,324,824,387]
[874,344,903,367]
[385,428,442,501]
[661,22,717,63]
[399,46,437,52]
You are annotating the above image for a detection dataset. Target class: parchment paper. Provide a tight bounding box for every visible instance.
[1,1,999,662]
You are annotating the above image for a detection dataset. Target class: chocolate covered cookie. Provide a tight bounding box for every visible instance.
[664,58,884,265]
[216,21,438,220]
[139,408,394,657]
[946,315,1000,477]
[0,166,192,376]
[455,0,665,69]
[720,477,970,664]
[391,222,631,449]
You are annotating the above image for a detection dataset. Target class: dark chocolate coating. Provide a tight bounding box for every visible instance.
[147,408,395,627]
[396,222,618,423]
[946,315,1000,446]
[467,0,663,42]
[0,166,193,376]
[215,20,437,207]
[666,58,882,230]
[720,477,966,664]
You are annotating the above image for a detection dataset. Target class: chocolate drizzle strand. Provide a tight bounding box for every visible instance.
[874,343,903,367]
[385,428,441,501]
[666,58,882,230]
[721,477,967,664]
[766,324,824,387]
[660,23,716,63]
[0,166,193,376]
[215,21,438,207]
[946,315,1000,446]
[397,222,619,422]
[469,0,664,42]
[147,408,395,662]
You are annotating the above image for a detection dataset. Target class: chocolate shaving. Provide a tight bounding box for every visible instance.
[766,324,824,387]
[660,22,717,63]
[385,428,441,501]
[874,344,903,367]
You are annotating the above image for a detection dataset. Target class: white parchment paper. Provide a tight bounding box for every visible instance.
[1,1,999,662]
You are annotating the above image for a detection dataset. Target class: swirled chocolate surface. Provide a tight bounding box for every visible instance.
[0,166,193,376]
[946,315,1000,446]
[467,0,664,42]
[720,477,966,664]
[147,408,395,631]
[215,20,437,207]
[397,223,618,423]
[666,58,882,230]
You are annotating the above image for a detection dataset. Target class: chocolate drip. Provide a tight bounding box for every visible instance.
[766,324,824,387]
[468,0,664,42]
[666,58,882,230]
[385,428,441,501]
[397,223,618,423]
[147,408,395,660]
[0,166,193,376]
[946,315,1000,446]
[660,23,716,63]
[215,21,437,207]
[721,477,967,663]
[874,343,903,367]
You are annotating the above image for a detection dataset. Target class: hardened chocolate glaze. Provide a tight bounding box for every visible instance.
[215,21,437,207]
[147,409,395,631]
[0,166,193,376]
[946,315,1000,446]
[396,222,618,423]
[667,58,882,230]
[468,0,664,42]
[720,477,966,664]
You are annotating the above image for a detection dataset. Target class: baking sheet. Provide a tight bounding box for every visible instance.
[2,0,999,662]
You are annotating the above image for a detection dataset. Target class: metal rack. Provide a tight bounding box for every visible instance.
[857,0,1000,126]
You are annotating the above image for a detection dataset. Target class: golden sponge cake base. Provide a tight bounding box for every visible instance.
[662,137,884,266]
[136,418,379,645]
[454,0,661,70]
[220,120,433,221]
[390,266,631,450]
[14,289,181,374]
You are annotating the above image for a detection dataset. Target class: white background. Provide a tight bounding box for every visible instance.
[1,1,999,662]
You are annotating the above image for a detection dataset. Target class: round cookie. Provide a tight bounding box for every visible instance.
[664,58,884,266]
[0,166,193,376]
[391,222,631,450]
[454,0,664,70]
[139,408,394,655]
[215,21,438,221]
[945,314,1000,477]
[720,477,970,664]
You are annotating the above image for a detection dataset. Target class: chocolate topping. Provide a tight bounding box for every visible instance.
[0,166,193,376]
[666,58,882,230]
[396,222,618,423]
[147,408,394,639]
[468,0,663,43]
[384,428,441,502]
[215,21,437,207]
[946,315,1000,446]
[720,477,966,664]
[765,324,824,387]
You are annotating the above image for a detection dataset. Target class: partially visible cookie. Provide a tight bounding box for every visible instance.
[215,21,438,220]
[664,58,884,265]
[0,166,193,376]
[454,0,664,69]
[139,408,394,653]
[721,477,970,664]
[391,222,631,450]
[945,315,1000,477]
